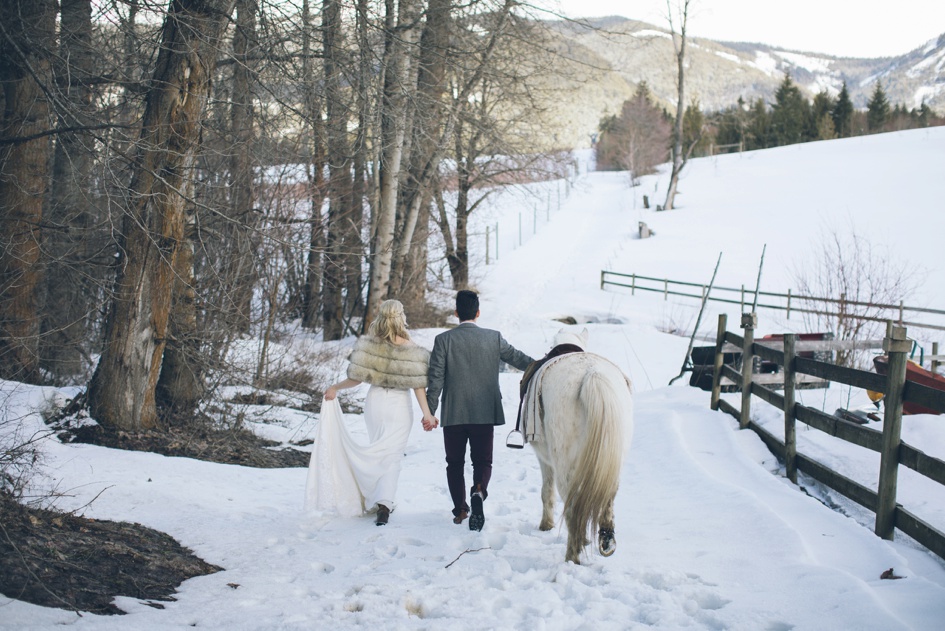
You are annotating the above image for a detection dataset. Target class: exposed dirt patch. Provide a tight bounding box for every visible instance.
[0,495,222,615]
[3,400,310,615]
[47,394,310,469]
[60,422,310,469]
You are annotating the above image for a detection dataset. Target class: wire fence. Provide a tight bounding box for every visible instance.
[600,270,945,334]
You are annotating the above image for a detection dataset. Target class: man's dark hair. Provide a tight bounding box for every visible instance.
[456,290,479,321]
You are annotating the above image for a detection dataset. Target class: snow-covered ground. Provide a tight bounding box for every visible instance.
[3,127,945,629]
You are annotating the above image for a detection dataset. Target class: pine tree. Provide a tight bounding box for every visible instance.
[683,100,708,157]
[713,104,743,149]
[816,113,837,140]
[831,82,854,138]
[770,74,809,146]
[811,90,835,140]
[918,103,932,127]
[867,81,890,132]
[745,97,770,150]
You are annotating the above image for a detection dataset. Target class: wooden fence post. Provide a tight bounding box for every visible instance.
[933,342,940,375]
[739,312,757,430]
[875,321,910,540]
[783,333,797,483]
[710,313,727,411]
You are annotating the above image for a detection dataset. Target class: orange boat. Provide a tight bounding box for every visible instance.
[872,356,945,415]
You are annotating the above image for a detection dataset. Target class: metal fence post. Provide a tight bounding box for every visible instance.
[875,321,910,540]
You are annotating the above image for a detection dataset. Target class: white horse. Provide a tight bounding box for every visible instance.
[518,328,633,564]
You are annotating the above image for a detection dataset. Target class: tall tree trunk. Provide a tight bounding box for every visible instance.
[321,0,352,340]
[0,0,56,384]
[88,0,237,431]
[301,0,325,330]
[222,0,259,335]
[42,0,97,381]
[364,0,420,329]
[344,0,373,321]
[433,180,466,289]
[156,184,201,419]
[663,0,689,212]
[398,189,431,313]
[389,0,451,308]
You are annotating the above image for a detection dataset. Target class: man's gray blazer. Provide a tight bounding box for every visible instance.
[426,322,534,427]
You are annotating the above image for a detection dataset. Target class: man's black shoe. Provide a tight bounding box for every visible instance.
[469,492,484,531]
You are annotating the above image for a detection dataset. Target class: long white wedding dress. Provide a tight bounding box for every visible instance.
[304,386,414,516]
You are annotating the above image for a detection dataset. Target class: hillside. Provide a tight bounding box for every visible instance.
[539,16,945,147]
[4,128,945,628]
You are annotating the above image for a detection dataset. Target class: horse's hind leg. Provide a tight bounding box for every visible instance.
[538,459,555,531]
[598,497,616,557]
[564,507,586,564]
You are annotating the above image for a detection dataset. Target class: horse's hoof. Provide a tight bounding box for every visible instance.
[599,528,616,557]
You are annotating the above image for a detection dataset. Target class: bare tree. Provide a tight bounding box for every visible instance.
[0,0,57,384]
[793,227,919,368]
[155,180,201,419]
[320,0,355,340]
[364,0,423,329]
[662,0,691,211]
[221,0,260,336]
[41,0,98,382]
[88,0,237,431]
[299,0,326,331]
[433,5,560,291]
[388,0,452,313]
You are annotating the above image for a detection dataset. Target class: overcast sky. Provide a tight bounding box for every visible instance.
[539,0,945,58]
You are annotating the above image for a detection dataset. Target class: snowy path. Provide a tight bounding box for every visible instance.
[10,383,944,630]
[5,131,945,629]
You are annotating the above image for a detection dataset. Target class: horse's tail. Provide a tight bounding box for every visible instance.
[564,366,627,541]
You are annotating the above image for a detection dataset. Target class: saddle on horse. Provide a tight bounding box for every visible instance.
[506,343,584,448]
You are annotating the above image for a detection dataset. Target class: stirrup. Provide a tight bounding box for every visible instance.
[505,430,525,449]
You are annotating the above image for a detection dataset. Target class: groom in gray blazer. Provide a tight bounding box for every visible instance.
[425,290,534,531]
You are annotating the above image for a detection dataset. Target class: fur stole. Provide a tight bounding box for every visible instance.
[346,336,430,389]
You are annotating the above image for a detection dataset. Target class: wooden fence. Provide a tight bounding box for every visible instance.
[601,270,945,335]
[709,313,945,561]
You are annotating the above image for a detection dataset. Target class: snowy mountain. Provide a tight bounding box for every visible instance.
[542,17,945,147]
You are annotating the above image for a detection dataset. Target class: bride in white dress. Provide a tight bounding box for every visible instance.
[304,300,438,525]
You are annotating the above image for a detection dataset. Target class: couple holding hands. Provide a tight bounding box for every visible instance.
[304,290,534,530]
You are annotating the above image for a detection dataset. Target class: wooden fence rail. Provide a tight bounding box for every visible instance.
[601,270,945,334]
[709,313,945,561]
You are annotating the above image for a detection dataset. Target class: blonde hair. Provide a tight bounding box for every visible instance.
[368,299,410,344]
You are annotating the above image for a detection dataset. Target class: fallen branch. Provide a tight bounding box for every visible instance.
[445,547,491,569]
